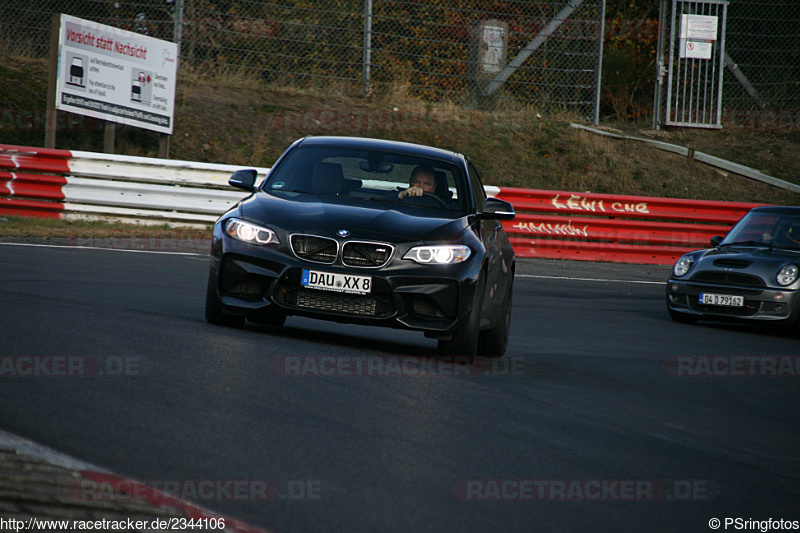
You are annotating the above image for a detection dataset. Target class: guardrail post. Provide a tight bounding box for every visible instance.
[159,134,170,159]
[104,123,115,154]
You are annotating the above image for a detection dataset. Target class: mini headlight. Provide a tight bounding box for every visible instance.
[777,264,799,286]
[673,255,694,277]
[404,245,471,264]
[225,219,279,245]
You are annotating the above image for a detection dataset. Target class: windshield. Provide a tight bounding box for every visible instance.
[721,211,800,250]
[262,145,467,212]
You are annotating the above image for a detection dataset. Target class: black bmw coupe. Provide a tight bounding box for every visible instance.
[205,136,516,356]
[666,205,800,331]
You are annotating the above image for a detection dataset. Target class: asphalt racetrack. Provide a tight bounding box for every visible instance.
[1,241,798,532]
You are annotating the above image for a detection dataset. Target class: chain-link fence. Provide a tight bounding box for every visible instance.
[1,0,797,127]
[722,0,800,127]
[1,0,605,120]
[651,0,800,129]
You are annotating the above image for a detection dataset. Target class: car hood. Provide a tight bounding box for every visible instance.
[697,246,800,265]
[237,191,469,243]
[688,246,800,285]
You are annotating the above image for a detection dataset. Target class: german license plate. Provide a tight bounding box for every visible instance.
[301,269,372,295]
[699,293,744,307]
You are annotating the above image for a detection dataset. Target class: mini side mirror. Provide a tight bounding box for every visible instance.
[229,169,258,192]
[710,235,723,247]
[478,197,515,220]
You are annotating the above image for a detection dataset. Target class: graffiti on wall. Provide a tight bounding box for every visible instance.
[551,194,650,214]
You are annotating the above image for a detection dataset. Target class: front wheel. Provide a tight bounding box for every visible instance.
[438,274,485,357]
[478,279,513,358]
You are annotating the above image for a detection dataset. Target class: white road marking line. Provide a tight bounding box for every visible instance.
[0,242,666,281]
[518,274,665,285]
[0,241,204,256]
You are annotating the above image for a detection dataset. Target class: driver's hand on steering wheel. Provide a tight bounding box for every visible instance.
[398,186,425,199]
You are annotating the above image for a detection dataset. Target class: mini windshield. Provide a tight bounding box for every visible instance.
[263,145,467,212]
[721,211,800,250]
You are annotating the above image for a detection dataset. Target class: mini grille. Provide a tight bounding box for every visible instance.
[342,241,393,268]
[291,234,337,264]
[689,271,765,288]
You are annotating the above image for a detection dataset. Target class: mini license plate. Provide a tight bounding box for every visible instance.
[301,269,372,295]
[699,293,744,307]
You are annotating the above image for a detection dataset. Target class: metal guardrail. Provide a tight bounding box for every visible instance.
[0,144,265,224]
[1,143,761,264]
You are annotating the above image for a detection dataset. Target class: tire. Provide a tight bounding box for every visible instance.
[205,272,245,327]
[478,278,513,358]
[668,307,698,324]
[438,274,485,357]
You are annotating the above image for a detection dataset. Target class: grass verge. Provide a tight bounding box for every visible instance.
[1,56,798,238]
[0,216,211,239]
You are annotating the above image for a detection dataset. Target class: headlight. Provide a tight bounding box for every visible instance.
[404,245,471,264]
[225,218,279,245]
[777,264,799,286]
[673,255,694,277]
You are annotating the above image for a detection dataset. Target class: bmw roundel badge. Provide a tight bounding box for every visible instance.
[337,229,350,238]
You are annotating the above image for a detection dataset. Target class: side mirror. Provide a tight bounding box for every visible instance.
[229,169,258,192]
[710,235,723,247]
[478,197,515,220]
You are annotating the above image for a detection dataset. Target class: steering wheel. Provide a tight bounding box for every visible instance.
[422,191,446,207]
[400,191,445,208]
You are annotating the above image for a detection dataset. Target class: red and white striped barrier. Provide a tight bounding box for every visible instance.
[1,143,765,264]
[0,146,71,219]
[0,144,266,224]
[495,188,762,264]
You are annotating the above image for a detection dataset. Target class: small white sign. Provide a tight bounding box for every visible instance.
[680,14,718,41]
[683,40,713,60]
[481,25,505,74]
[56,14,178,134]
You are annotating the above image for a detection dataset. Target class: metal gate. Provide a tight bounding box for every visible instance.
[663,0,728,128]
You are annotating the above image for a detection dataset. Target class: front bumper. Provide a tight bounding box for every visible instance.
[209,230,480,336]
[666,278,799,323]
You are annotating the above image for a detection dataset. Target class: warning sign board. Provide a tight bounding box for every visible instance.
[56,14,178,134]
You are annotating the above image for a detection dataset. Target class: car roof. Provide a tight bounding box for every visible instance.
[749,205,800,216]
[296,136,462,163]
